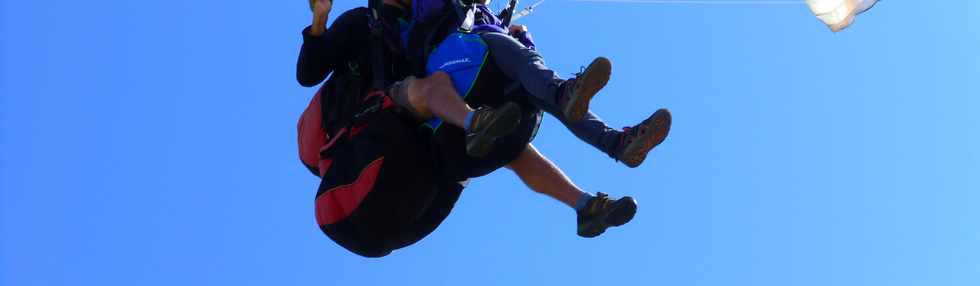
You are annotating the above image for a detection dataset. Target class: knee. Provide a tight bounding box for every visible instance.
[401,77,433,118]
[413,72,450,99]
[408,80,432,107]
[426,71,452,88]
[415,72,453,103]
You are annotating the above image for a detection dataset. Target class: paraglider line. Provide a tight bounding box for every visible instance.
[571,0,803,4]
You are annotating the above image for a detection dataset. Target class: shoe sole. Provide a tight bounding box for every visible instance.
[621,109,672,168]
[579,196,638,238]
[564,57,612,123]
[466,102,522,158]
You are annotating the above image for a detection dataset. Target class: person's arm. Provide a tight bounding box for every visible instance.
[296,3,365,87]
[508,25,536,51]
[296,27,334,87]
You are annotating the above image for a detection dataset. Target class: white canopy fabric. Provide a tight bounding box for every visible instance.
[806,0,880,32]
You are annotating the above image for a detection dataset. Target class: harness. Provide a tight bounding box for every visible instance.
[318,0,527,152]
[498,0,520,28]
[367,0,387,91]
[402,0,531,132]
[317,0,401,155]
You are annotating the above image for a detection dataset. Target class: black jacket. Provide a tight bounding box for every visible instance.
[295,6,409,88]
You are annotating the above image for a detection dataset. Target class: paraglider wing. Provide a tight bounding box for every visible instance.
[855,0,879,14]
[511,0,544,22]
[806,0,879,32]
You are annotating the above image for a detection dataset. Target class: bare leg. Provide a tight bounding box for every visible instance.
[506,144,585,209]
[393,72,524,157]
[508,144,639,238]
[402,72,473,127]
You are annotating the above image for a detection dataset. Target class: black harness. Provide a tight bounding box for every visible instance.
[319,0,401,138]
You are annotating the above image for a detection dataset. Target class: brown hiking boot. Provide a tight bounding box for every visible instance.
[465,102,522,157]
[559,57,612,122]
[577,192,638,238]
[615,109,672,168]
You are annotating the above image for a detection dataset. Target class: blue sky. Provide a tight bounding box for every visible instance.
[2,0,978,285]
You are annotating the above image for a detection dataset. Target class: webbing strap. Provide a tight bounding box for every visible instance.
[499,0,519,28]
[368,0,386,90]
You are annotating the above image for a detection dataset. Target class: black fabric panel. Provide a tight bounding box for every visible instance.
[387,179,464,250]
[318,111,467,257]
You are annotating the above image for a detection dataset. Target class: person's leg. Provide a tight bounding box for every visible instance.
[397,72,470,127]
[481,32,611,122]
[505,144,584,208]
[528,96,622,159]
[550,108,673,169]
[390,72,523,157]
[480,32,631,157]
[505,144,639,238]
[480,32,562,110]
[405,71,672,167]
[465,32,673,166]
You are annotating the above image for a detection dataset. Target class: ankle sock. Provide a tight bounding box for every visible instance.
[463,111,476,130]
[574,192,595,211]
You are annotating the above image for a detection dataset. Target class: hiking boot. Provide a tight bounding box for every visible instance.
[559,57,612,122]
[577,192,638,238]
[615,108,672,168]
[466,102,522,157]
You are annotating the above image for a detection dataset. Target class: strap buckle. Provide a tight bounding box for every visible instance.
[352,91,388,121]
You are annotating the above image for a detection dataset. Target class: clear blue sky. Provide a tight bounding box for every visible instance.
[2,1,978,285]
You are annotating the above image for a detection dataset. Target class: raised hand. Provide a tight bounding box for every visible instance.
[310,0,332,36]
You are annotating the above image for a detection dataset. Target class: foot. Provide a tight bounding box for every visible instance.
[577,192,638,238]
[466,102,522,157]
[615,108,672,168]
[559,57,612,122]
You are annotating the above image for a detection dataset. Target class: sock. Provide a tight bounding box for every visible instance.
[574,192,595,211]
[463,111,476,130]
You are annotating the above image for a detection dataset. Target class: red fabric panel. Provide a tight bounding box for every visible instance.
[349,123,367,137]
[316,127,347,177]
[380,93,394,109]
[318,158,333,178]
[363,90,395,109]
[314,157,385,226]
[298,92,327,172]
